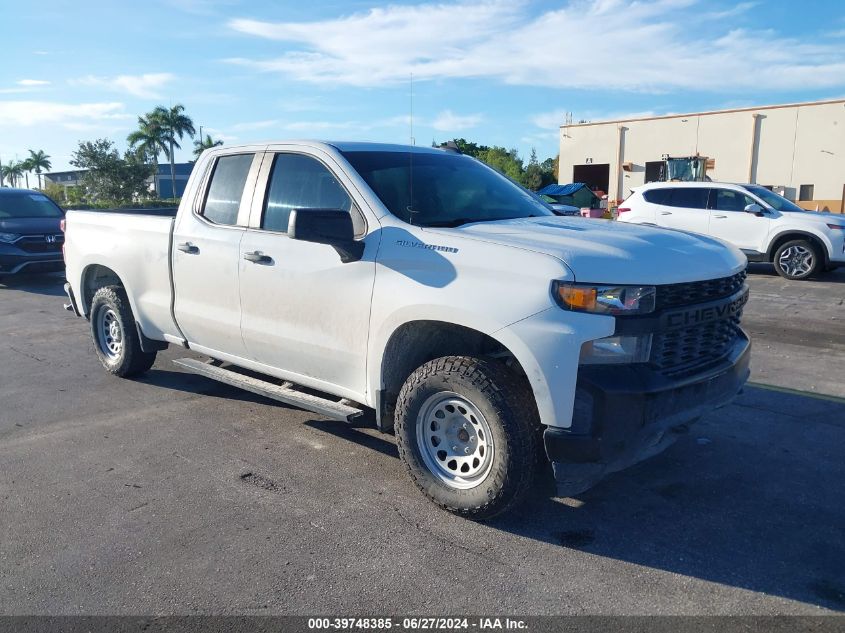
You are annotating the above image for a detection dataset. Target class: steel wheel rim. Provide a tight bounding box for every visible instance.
[416,391,494,490]
[778,245,814,277]
[96,307,123,361]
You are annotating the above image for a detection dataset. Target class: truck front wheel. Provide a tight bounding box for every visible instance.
[394,356,540,520]
[90,286,157,377]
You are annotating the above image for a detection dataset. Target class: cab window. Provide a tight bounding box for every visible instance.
[262,153,353,233]
[201,154,254,226]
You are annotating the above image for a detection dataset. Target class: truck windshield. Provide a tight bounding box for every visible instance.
[743,185,804,213]
[0,192,64,219]
[341,150,553,227]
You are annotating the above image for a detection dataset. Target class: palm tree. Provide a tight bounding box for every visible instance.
[20,158,33,188]
[150,104,195,198]
[27,149,52,190]
[193,133,223,158]
[1,160,25,187]
[128,114,169,196]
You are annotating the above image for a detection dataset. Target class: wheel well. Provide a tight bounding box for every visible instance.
[768,233,829,266]
[378,320,528,432]
[81,264,123,315]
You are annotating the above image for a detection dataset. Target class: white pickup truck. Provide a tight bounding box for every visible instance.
[63,141,751,519]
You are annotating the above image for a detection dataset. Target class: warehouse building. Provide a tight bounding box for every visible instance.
[558,99,845,213]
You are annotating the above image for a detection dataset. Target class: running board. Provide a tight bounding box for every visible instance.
[173,358,364,423]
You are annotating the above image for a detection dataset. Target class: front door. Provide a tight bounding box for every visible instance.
[172,152,262,357]
[707,188,771,252]
[238,150,377,398]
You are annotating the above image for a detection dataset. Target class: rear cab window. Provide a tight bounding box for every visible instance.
[200,154,255,226]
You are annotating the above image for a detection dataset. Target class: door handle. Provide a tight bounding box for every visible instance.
[714,214,728,219]
[660,211,672,215]
[243,250,272,264]
[177,242,199,254]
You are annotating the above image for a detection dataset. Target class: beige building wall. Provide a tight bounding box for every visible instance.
[558,99,845,212]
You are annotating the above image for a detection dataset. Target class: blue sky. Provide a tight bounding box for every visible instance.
[2,0,845,173]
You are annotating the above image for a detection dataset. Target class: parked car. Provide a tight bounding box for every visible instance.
[540,195,581,216]
[63,142,750,519]
[618,181,845,280]
[0,188,65,280]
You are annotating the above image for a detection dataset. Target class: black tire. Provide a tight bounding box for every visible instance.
[90,285,156,377]
[772,239,821,280]
[394,356,540,520]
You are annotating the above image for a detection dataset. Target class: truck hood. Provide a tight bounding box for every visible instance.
[427,216,746,284]
[0,216,63,235]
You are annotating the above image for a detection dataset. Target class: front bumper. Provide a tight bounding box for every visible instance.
[0,243,63,276]
[544,331,750,495]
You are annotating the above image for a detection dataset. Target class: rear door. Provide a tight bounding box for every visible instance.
[653,186,711,235]
[238,148,377,398]
[707,187,772,252]
[172,151,263,357]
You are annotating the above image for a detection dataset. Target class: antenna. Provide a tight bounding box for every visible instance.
[408,72,415,224]
[410,72,415,146]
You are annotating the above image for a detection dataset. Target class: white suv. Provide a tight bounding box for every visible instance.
[618,182,845,280]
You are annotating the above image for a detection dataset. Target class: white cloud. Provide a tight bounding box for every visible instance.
[71,73,176,98]
[225,0,845,92]
[230,119,280,131]
[0,101,130,127]
[17,79,50,86]
[431,110,483,131]
[702,1,757,19]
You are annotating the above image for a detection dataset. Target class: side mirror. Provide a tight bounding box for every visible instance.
[288,209,364,263]
[744,203,764,215]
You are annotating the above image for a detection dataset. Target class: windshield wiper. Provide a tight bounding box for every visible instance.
[424,218,483,227]
[424,215,542,228]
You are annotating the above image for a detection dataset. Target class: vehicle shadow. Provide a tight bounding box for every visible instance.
[485,387,845,612]
[747,262,845,283]
[137,368,298,409]
[0,272,67,296]
[295,385,845,612]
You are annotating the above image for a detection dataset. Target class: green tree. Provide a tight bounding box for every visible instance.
[70,139,153,202]
[150,104,195,198]
[127,114,168,195]
[1,160,25,187]
[540,155,559,184]
[193,133,223,158]
[524,148,543,191]
[27,149,51,189]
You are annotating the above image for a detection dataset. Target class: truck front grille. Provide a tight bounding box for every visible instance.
[16,235,64,253]
[649,270,748,376]
[656,271,747,310]
[651,316,743,376]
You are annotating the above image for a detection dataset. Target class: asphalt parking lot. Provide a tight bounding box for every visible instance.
[1,266,843,615]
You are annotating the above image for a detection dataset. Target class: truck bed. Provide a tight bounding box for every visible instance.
[66,207,178,217]
[63,209,179,341]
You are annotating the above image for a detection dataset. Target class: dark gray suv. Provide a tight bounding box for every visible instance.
[0,188,65,279]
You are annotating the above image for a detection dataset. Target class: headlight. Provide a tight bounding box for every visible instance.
[0,232,21,243]
[580,334,652,365]
[552,282,656,315]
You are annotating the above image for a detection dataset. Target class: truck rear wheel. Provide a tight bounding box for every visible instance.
[394,356,540,520]
[90,286,156,377]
